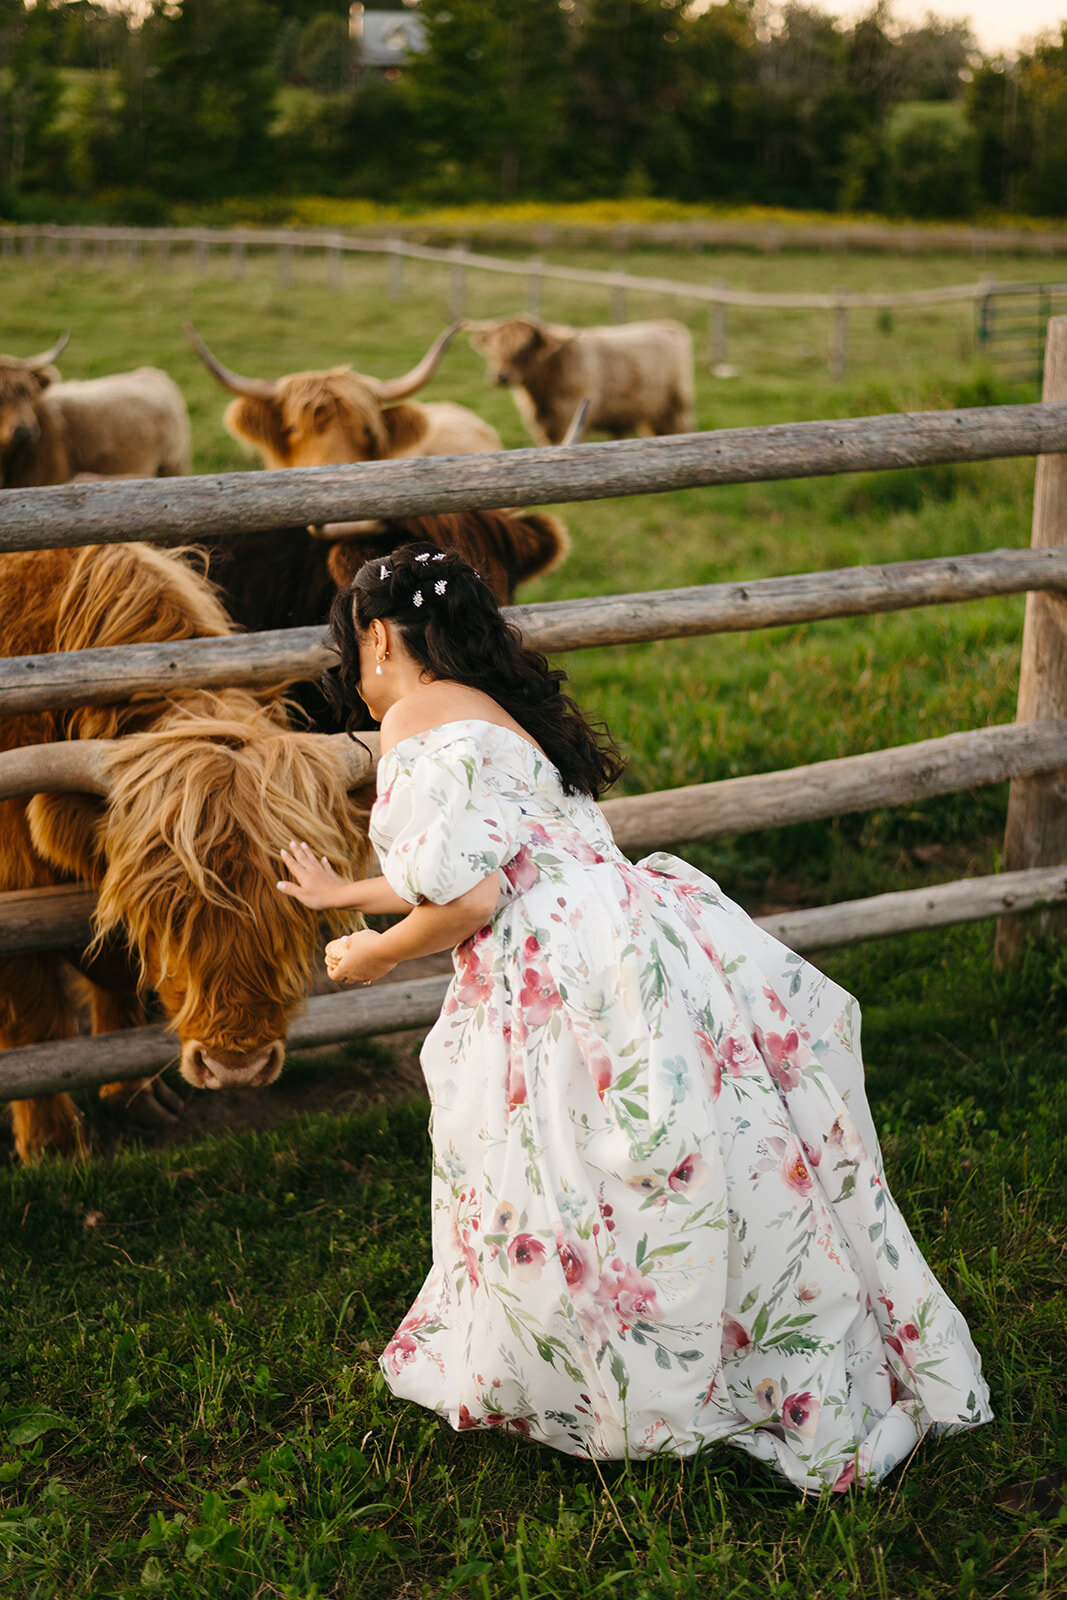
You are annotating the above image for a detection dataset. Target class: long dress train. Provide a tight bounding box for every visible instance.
[369,720,991,1493]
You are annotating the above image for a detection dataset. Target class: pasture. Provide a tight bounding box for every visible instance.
[1,242,1065,1598]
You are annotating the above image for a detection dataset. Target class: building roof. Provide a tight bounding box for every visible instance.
[354,9,427,69]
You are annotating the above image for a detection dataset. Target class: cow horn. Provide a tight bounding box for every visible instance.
[322,731,381,789]
[23,329,71,371]
[184,324,278,400]
[373,323,464,404]
[559,397,591,448]
[0,740,113,800]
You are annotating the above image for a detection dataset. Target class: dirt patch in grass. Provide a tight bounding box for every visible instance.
[0,956,444,1167]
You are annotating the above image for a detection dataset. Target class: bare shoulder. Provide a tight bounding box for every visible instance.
[379,685,510,754]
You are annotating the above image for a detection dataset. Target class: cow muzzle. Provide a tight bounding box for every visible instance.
[181,1039,285,1091]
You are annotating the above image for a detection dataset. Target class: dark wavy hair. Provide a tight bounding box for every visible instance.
[323,542,625,799]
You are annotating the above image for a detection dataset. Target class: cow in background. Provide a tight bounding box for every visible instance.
[187,323,500,468]
[0,332,191,487]
[466,316,694,445]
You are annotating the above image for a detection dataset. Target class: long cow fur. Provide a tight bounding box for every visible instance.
[0,541,371,1164]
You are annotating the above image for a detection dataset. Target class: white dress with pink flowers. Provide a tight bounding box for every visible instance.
[369,719,991,1492]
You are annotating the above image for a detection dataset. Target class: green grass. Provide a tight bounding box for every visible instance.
[1,243,1065,1595]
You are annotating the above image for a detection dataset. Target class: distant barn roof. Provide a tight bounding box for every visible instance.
[356,9,427,69]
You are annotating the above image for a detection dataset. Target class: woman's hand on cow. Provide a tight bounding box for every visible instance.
[277,840,355,910]
[324,930,396,986]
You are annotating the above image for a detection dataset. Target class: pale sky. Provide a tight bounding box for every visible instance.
[814,0,1066,55]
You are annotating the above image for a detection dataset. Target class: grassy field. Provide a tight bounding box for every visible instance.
[1,244,1065,1597]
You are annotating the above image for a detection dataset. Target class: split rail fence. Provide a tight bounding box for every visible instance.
[1,318,1066,1102]
[2,222,1064,379]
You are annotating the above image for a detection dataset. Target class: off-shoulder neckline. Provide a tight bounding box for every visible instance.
[382,717,547,764]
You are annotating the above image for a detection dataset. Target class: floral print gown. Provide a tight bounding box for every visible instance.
[369,719,991,1492]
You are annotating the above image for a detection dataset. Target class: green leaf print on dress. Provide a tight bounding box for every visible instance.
[370,721,991,1493]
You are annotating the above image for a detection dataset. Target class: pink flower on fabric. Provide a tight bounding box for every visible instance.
[453,941,493,1008]
[694,1031,723,1100]
[519,964,563,1026]
[887,1322,921,1371]
[522,933,541,960]
[613,1261,662,1324]
[721,1313,750,1358]
[668,1153,710,1194]
[780,1138,813,1196]
[583,1039,614,1099]
[381,1332,418,1376]
[754,1027,804,1091]
[721,1034,758,1077]
[509,1417,533,1436]
[507,1057,527,1111]
[457,1404,480,1431]
[507,1233,547,1280]
[832,1460,857,1493]
[504,846,539,892]
[763,983,789,1021]
[556,1234,598,1294]
[782,1390,821,1438]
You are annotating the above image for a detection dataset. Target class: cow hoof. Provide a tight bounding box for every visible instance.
[107,1077,186,1128]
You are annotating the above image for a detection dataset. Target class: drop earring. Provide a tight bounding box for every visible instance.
[375,647,388,677]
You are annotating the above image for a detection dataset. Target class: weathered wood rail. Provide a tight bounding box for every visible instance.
[1,547,1065,719]
[0,402,1066,555]
[3,334,1067,1105]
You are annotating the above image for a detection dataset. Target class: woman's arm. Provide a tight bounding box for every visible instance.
[277,841,411,915]
[326,873,501,985]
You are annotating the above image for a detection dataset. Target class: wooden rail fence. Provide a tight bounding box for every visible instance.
[3,222,1066,378]
[2,320,1067,1101]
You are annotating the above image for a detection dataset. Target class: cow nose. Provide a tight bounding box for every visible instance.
[11,423,34,445]
[495,372,509,386]
[184,1041,284,1090]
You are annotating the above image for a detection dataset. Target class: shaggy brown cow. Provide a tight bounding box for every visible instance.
[187,323,500,469]
[0,333,191,488]
[466,316,694,445]
[0,541,373,1163]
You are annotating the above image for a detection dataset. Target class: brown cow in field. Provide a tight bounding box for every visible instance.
[320,508,569,608]
[0,333,191,487]
[187,323,500,468]
[0,541,374,1163]
[466,316,695,445]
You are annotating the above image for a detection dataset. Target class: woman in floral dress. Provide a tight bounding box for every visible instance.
[278,542,991,1493]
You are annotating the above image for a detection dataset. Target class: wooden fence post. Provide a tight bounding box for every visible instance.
[449,243,467,318]
[328,239,342,291]
[611,277,628,324]
[388,241,405,299]
[194,236,208,276]
[829,292,849,379]
[231,237,245,279]
[707,283,728,371]
[996,315,1067,963]
[278,240,293,289]
[527,257,543,318]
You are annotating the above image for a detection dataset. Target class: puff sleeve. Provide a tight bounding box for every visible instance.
[369,735,525,906]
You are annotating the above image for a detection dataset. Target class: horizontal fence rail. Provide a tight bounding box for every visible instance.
[1,402,1067,555]
[5,863,1067,1101]
[3,546,1067,718]
[5,221,1067,289]
[4,721,1067,959]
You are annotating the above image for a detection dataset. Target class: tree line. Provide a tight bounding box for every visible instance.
[0,0,1065,222]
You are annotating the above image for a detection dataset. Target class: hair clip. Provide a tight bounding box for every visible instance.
[415,552,431,562]
[432,552,446,562]
[412,590,424,607]
[379,565,389,580]
[434,579,447,596]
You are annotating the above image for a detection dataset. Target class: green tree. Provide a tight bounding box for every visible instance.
[410,0,569,198]
[296,12,355,92]
[139,0,279,199]
[0,0,60,203]
[885,105,979,218]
